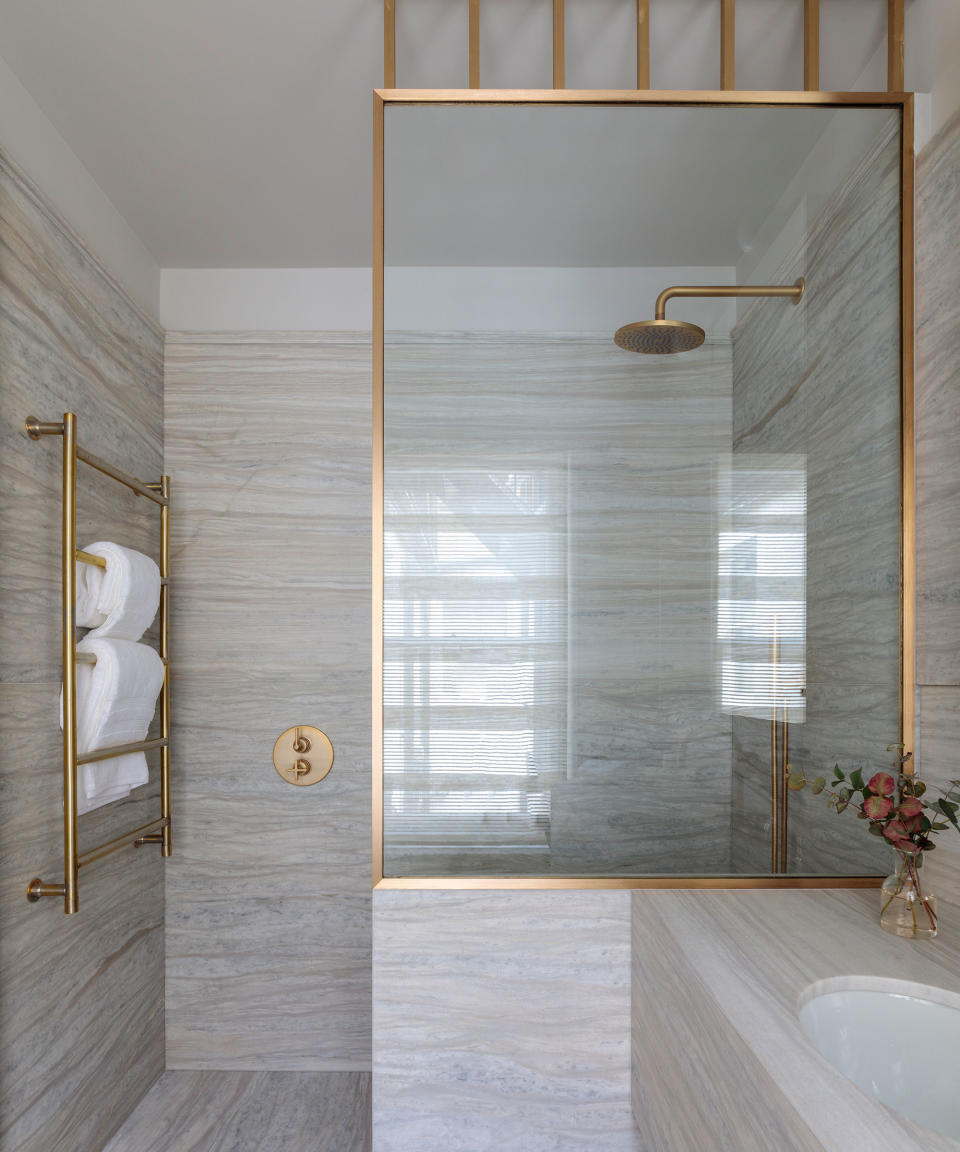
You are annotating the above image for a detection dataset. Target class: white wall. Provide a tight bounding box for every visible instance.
[160,266,738,333]
[0,52,160,319]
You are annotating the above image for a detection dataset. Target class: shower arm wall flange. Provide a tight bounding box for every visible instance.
[654,278,805,320]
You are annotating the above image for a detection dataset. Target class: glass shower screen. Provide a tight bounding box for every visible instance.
[377,98,907,880]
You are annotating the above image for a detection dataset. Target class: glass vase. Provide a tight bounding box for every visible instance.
[880,850,938,939]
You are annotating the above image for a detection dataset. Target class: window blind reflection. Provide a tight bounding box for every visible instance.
[717,456,807,722]
[384,467,567,848]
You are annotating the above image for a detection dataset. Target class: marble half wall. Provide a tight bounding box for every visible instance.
[163,333,372,1069]
[372,890,640,1152]
[0,149,165,1151]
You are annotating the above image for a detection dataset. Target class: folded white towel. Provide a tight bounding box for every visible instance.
[61,637,165,815]
[76,541,160,642]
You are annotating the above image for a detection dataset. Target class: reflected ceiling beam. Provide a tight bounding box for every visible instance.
[888,0,905,90]
[721,0,735,90]
[636,0,650,89]
[384,0,396,86]
[553,0,565,89]
[469,0,480,89]
[803,0,819,91]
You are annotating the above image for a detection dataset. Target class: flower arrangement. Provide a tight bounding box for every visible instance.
[787,745,960,938]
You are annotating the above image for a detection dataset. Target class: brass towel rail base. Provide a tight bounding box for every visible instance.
[25,414,172,914]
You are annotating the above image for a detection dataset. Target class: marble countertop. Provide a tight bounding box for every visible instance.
[631,887,960,1151]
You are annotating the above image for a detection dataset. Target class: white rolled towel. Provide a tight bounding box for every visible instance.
[76,541,160,642]
[61,637,165,815]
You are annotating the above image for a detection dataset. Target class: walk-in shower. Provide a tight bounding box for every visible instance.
[375,95,912,887]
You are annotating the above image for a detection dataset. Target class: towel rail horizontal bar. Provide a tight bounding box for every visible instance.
[26,416,167,505]
[75,651,168,666]
[77,817,169,869]
[77,447,168,506]
[76,549,107,568]
[76,736,168,766]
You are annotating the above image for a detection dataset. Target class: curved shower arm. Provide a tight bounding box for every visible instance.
[654,278,805,320]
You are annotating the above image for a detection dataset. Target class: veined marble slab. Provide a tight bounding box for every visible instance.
[373,890,642,1152]
[163,333,373,1069]
[916,109,960,688]
[730,119,901,875]
[0,148,164,1152]
[103,1071,371,1152]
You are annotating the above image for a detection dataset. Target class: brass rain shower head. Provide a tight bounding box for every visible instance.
[614,278,805,355]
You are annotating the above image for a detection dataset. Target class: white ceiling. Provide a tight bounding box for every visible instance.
[385,104,899,267]
[0,0,897,268]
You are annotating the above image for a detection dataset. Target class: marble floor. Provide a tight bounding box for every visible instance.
[103,1071,371,1152]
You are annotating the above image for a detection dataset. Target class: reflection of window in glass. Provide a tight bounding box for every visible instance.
[384,467,567,849]
[717,456,806,723]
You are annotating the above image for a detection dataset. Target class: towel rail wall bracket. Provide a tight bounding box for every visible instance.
[24,413,172,913]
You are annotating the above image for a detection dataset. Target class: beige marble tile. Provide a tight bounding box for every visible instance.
[103,1070,371,1152]
[163,333,372,1069]
[0,150,164,1152]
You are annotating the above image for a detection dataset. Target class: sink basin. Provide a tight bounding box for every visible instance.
[799,978,960,1142]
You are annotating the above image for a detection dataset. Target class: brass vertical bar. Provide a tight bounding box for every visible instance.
[720,0,735,91]
[160,475,171,856]
[636,0,650,89]
[803,0,819,91]
[779,709,789,872]
[373,92,386,887]
[901,95,915,770]
[469,0,479,88]
[384,0,396,87]
[553,0,565,89]
[770,622,779,874]
[62,413,79,914]
[887,0,904,91]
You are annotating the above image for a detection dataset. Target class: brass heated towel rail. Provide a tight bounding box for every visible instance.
[25,413,171,914]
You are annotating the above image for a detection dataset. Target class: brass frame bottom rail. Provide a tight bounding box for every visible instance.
[27,817,169,901]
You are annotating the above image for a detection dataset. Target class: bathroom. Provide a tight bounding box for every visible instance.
[1,1,959,1149]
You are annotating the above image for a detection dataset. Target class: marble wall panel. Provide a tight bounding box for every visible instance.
[0,150,165,1151]
[730,118,902,875]
[372,890,640,1152]
[163,333,372,1069]
[383,334,733,876]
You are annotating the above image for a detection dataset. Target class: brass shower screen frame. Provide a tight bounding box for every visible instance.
[372,89,915,891]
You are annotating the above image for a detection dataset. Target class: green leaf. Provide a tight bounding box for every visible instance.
[836,800,849,814]
[914,781,927,796]
[931,822,949,831]
[868,822,885,836]
[811,777,826,795]
[833,765,844,780]
[849,768,865,792]
[936,798,960,827]
[787,774,807,792]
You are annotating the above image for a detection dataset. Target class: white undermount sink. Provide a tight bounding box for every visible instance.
[799,979,960,1142]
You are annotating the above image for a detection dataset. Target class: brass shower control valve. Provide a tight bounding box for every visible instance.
[273,726,333,786]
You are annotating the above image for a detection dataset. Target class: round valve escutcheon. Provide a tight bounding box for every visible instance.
[273,726,333,786]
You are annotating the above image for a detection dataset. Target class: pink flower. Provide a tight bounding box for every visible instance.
[868,772,896,797]
[897,797,924,819]
[863,795,893,820]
